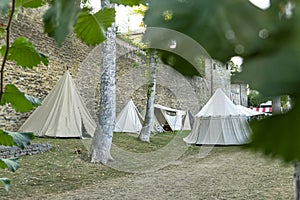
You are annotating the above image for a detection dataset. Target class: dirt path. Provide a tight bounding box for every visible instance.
[38,150,293,200]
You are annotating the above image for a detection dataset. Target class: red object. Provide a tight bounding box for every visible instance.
[251,107,272,113]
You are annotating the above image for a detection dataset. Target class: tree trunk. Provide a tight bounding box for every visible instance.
[138,50,157,142]
[295,162,300,200]
[271,97,300,200]
[90,0,116,164]
[272,96,281,115]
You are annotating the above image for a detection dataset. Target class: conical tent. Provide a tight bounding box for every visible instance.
[184,88,251,145]
[19,71,96,138]
[114,99,144,133]
[181,110,194,131]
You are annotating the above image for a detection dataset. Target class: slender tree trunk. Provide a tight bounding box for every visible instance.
[290,95,300,200]
[272,97,281,115]
[271,97,300,200]
[0,0,15,102]
[295,162,300,200]
[90,0,116,164]
[138,50,157,142]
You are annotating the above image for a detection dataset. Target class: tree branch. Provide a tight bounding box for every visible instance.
[0,0,15,102]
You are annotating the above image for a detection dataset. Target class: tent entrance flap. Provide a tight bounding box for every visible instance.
[154,104,186,131]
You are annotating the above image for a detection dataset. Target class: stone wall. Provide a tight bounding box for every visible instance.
[115,58,205,116]
[0,9,237,132]
[231,83,248,106]
[0,10,92,131]
[0,143,52,158]
[205,59,231,97]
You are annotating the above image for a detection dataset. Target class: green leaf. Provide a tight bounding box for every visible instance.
[234,48,300,97]
[43,0,81,46]
[7,37,48,68]
[74,8,115,46]
[39,52,49,66]
[0,158,18,172]
[0,178,11,192]
[5,131,34,149]
[159,50,202,76]
[248,98,300,162]
[0,84,41,112]
[143,27,207,77]
[16,0,45,8]
[0,130,15,147]
[233,4,300,98]
[0,129,34,149]
[0,0,9,14]
[144,0,286,63]
[24,94,42,106]
[0,27,4,39]
[110,0,142,6]
[0,45,6,56]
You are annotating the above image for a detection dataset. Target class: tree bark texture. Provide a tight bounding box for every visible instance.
[138,50,157,142]
[90,0,116,164]
[272,96,281,115]
[295,162,300,200]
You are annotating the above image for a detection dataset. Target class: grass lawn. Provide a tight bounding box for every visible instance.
[0,131,188,199]
[0,131,293,199]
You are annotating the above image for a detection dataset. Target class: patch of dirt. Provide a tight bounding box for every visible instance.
[35,149,294,200]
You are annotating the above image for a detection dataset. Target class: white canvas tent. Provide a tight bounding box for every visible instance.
[181,110,194,131]
[141,109,164,133]
[154,104,186,131]
[236,105,265,117]
[19,71,96,138]
[114,99,144,133]
[184,88,251,145]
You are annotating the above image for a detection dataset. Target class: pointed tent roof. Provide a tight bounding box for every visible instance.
[114,99,144,133]
[181,110,194,131]
[19,71,96,138]
[197,88,245,117]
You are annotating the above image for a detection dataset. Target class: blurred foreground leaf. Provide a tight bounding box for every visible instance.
[5,131,34,149]
[0,129,34,149]
[16,0,46,8]
[111,0,142,6]
[234,4,300,98]
[43,0,80,46]
[0,158,18,172]
[0,37,48,68]
[74,8,115,46]
[0,178,10,192]
[144,0,286,64]
[249,97,300,162]
[0,84,41,112]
